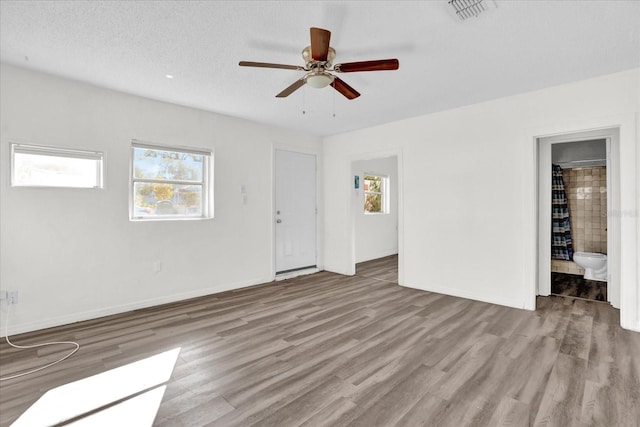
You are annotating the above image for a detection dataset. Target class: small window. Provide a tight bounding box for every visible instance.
[363,174,389,214]
[130,141,212,220]
[11,143,103,188]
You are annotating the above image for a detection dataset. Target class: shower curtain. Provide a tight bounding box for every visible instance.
[551,164,573,260]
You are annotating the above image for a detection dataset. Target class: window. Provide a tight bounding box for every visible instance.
[363,174,389,214]
[130,141,212,220]
[11,143,103,188]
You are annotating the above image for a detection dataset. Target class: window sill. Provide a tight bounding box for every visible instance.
[129,216,213,222]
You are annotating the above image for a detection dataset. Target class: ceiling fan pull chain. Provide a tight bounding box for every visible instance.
[333,87,336,118]
[302,85,306,115]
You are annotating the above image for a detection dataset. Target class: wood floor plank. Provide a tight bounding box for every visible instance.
[588,321,615,364]
[297,396,357,427]
[533,353,587,426]
[423,321,490,372]
[487,396,531,427]
[246,375,348,427]
[559,312,594,360]
[579,379,616,426]
[347,337,444,405]
[348,364,442,427]
[154,394,234,426]
[502,335,560,425]
[1,255,638,427]
[394,392,447,427]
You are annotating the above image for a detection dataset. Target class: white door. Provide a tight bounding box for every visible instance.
[275,150,317,274]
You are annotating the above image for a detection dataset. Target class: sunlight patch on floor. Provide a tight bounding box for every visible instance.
[12,348,180,427]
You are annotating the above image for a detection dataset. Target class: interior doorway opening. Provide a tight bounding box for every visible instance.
[550,139,608,302]
[537,128,620,308]
[351,155,399,283]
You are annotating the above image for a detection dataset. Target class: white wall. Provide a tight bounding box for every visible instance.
[2,65,638,335]
[323,69,640,331]
[352,157,398,263]
[0,64,322,335]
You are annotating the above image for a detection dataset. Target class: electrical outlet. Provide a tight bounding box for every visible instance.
[8,291,18,305]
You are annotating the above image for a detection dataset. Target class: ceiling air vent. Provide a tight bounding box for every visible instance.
[449,0,494,21]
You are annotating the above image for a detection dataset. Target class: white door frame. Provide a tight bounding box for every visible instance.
[524,113,638,332]
[348,149,404,286]
[537,129,619,307]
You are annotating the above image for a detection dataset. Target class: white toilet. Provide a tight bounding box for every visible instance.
[573,252,607,282]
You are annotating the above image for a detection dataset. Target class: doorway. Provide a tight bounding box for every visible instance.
[351,156,399,283]
[275,150,317,275]
[537,128,620,307]
[550,139,608,301]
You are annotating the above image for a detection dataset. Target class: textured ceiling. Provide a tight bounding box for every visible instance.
[1,1,639,137]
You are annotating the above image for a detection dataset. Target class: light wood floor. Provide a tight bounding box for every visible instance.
[356,255,398,283]
[1,256,639,426]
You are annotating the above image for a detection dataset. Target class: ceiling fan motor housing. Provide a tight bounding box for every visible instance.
[302,46,336,69]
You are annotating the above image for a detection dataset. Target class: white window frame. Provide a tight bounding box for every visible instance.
[10,143,104,188]
[363,173,389,214]
[130,140,213,221]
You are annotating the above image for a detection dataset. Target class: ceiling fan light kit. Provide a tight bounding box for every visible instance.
[305,71,334,89]
[239,27,399,100]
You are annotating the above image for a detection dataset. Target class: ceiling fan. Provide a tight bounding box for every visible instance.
[239,27,399,100]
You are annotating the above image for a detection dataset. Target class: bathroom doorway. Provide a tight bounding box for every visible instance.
[537,128,620,306]
[550,139,607,301]
[351,155,399,283]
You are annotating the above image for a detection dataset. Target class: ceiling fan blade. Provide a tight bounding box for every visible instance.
[331,77,360,100]
[276,78,306,98]
[239,61,305,71]
[310,27,331,61]
[334,59,399,73]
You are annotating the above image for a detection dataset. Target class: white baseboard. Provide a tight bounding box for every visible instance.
[620,318,640,333]
[0,276,274,337]
[400,281,525,311]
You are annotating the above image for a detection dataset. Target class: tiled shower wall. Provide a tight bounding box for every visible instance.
[563,166,607,254]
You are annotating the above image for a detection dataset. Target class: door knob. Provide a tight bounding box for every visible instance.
[276,219,282,223]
